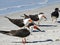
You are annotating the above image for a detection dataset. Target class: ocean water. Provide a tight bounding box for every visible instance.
[0,0,60,15]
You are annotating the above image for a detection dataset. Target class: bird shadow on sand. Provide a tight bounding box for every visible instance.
[12,39,53,43]
[32,30,45,32]
[38,25,57,27]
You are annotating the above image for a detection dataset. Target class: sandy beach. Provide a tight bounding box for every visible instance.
[0,3,60,45]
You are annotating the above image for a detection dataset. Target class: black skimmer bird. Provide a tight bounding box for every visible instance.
[23,13,47,25]
[51,8,60,23]
[5,16,33,28]
[0,22,41,44]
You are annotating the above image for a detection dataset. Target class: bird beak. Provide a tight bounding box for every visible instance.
[28,19,33,23]
[33,25,41,31]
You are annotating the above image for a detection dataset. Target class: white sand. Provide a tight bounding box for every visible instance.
[0,3,60,45]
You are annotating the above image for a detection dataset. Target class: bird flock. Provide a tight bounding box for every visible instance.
[0,13,45,44]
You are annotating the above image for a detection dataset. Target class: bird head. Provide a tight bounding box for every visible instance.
[27,22,41,31]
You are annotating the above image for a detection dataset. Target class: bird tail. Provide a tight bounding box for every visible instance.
[4,16,14,23]
[4,16,11,20]
[24,14,29,18]
[0,30,9,34]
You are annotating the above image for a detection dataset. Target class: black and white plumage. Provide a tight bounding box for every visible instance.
[51,8,60,23]
[5,16,33,28]
[0,28,30,44]
[51,8,60,18]
[0,28,30,38]
[23,13,47,25]
[24,14,39,21]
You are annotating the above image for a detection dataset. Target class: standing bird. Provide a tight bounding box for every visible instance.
[0,22,41,44]
[51,8,60,23]
[4,16,33,28]
[23,13,47,25]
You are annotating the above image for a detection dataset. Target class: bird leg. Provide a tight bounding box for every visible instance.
[22,38,26,44]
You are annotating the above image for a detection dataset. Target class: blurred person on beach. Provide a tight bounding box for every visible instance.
[51,8,60,23]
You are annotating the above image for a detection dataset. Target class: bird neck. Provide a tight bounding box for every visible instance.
[38,14,43,19]
[23,18,30,25]
[29,26,34,32]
